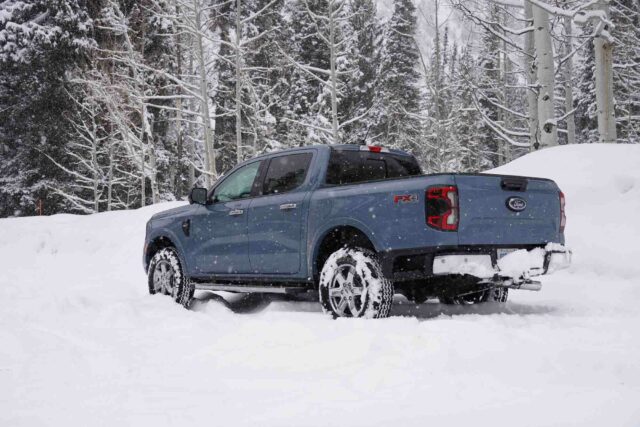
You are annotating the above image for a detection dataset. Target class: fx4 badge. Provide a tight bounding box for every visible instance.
[393,194,418,204]
[506,196,527,212]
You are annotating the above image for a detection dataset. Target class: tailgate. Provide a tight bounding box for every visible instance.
[455,174,562,245]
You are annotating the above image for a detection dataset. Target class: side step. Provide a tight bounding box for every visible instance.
[193,283,308,294]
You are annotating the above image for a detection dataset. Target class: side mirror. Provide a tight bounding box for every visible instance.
[189,187,208,205]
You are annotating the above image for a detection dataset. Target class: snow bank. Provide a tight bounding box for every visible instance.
[490,143,640,279]
[1,144,639,426]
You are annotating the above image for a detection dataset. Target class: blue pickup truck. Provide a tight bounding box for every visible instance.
[143,144,571,318]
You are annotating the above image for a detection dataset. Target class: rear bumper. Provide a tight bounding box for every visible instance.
[380,243,571,289]
[432,243,571,288]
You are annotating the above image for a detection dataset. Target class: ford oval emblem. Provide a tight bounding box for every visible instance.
[506,197,527,212]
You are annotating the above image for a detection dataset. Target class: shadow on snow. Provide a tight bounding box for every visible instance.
[189,291,557,319]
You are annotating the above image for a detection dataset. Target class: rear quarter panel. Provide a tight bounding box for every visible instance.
[307,175,459,271]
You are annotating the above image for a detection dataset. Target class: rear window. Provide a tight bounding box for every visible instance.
[325,150,422,185]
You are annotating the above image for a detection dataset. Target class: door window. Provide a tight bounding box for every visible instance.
[213,161,261,202]
[263,153,313,195]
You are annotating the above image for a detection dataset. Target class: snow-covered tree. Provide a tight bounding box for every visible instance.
[0,0,94,216]
[370,0,422,152]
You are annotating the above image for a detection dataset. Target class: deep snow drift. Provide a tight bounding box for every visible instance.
[1,144,639,426]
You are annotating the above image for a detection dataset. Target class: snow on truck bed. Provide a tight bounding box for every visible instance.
[1,144,639,427]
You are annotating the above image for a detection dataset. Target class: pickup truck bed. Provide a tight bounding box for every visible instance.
[144,144,570,317]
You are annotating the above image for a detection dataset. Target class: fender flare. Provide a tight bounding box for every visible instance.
[307,217,382,278]
[145,229,190,275]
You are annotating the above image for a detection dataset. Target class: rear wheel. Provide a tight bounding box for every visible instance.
[319,247,393,318]
[147,248,194,308]
[439,287,508,305]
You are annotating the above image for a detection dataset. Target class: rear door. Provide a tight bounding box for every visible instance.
[455,174,562,246]
[247,152,313,274]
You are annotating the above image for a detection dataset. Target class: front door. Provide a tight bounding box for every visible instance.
[248,152,313,274]
[191,160,262,275]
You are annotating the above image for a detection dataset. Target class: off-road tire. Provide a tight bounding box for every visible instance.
[319,247,393,318]
[439,287,508,305]
[147,248,194,308]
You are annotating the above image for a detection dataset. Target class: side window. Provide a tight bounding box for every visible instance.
[363,158,386,181]
[325,151,360,185]
[263,153,313,196]
[213,161,261,202]
[325,150,422,185]
[386,155,422,178]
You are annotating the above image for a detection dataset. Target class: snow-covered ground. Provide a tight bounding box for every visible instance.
[1,144,639,426]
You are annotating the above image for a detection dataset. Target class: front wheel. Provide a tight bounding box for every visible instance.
[147,248,194,308]
[439,287,508,305]
[319,247,394,318]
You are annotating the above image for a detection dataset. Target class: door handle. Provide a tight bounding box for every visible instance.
[229,209,244,216]
[279,203,297,210]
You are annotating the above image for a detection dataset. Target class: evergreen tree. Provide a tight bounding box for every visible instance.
[371,0,421,152]
[0,0,94,216]
[278,0,328,146]
[340,0,379,144]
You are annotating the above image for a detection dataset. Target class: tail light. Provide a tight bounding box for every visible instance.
[559,191,566,233]
[426,185,458,231]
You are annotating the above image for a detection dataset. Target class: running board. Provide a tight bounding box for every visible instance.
[193,283,308,294]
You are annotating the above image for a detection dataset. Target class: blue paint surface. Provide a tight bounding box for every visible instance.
[144,145,564,280]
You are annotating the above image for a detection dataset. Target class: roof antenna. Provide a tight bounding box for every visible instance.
[360,125,371,146]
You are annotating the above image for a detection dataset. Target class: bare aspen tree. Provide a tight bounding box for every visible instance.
[562,15,576,145]
[235,0,243,163]
[173,0,184,198]
[523,1,540,150]
[526,0,616,146]
[532,4,558,148]
[187,51,196,189]
[593,0,617,143]
[193,0,217,187]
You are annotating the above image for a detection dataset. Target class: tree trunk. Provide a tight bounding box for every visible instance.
[563,15,576,145]
[524,1,539,151]
[148,131,159,204]
[174,0,184,198]
[593,0,617,143]
[187,45,195,190]
[329,0,339,145]
[532,3,558,148]
[139,111,146,207]
[194,0,217,187]
[434,0,442,168]
[499,7,510,164]
[107,141,114,211]
[235,0,243,162]
[91,106,100,213]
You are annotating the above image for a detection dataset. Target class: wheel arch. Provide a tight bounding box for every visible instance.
[310,223,379,282]
[144,233,187,274]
